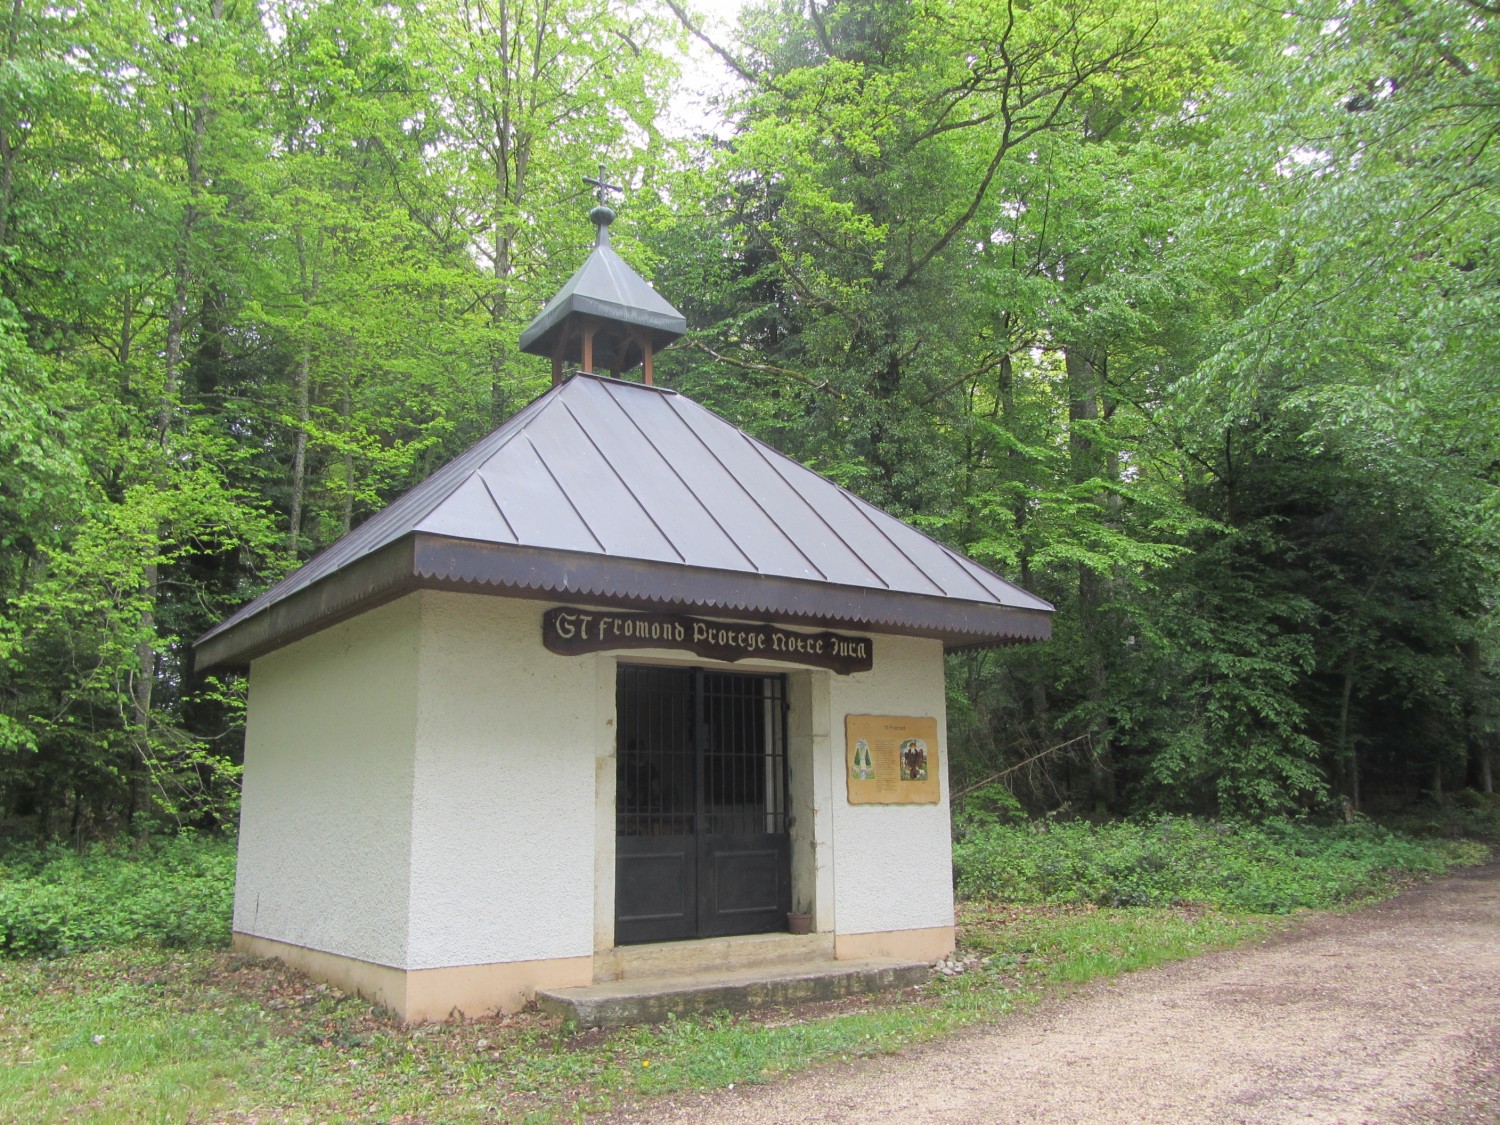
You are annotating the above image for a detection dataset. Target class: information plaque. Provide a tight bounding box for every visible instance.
[844,714,941,805]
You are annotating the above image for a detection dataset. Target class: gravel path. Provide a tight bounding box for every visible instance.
[607,864,1500,1125]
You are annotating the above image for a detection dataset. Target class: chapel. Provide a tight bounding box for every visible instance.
[196,187,1052,1023]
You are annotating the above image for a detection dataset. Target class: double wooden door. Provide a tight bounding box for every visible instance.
[614,665,791,945]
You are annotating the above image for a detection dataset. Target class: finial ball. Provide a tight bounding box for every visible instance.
[589,204,616,228]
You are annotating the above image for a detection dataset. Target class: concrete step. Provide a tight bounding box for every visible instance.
[593,931,836,983]
[537,957,930,1028]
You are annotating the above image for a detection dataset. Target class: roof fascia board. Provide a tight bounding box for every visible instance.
[195,533,1051,673]
[193,537,419,673]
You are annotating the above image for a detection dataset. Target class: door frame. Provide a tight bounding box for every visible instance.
[594,658,832,955]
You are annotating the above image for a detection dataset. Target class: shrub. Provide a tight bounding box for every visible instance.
[952,817,1482,914]
[1376,796,1500,840]
[0,834,236,957]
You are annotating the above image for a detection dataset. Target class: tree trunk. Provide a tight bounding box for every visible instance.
[118,292,133,394]
[0,0,21,253]
[129,559,157,832]
[491,213,510,421]
[1462,639,1490,793]
[287,228,320,554]
[488,141,528,424]
[999,347,1026,536]
[340,385,355,536]
[1066,342,1115,812]
[287,350,310,553]
[489,0,515,425]
[132,236,190,825]
[132,235,187,822]
[134,0,216,827]
[998,346,1051,731]
[1338,663,1359,811]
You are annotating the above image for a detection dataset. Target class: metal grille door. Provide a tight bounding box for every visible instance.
[615,665,790,944]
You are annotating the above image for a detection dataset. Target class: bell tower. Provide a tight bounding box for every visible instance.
[518,166,687,386]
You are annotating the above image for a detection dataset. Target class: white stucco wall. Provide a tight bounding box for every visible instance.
[233,596,421,967]
[827,633,954,936]
[404,591,602,968]
[235,589,952,974]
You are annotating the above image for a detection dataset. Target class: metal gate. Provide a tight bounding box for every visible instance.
[614,665,791,945]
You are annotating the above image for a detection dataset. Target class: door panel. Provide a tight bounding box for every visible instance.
[698,835,791,937]
[615,836,696,945]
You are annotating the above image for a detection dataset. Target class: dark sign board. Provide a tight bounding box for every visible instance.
[542,607,873,675]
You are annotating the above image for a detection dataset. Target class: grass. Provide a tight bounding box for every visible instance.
[0,817,1488,1122]
[0,901,1276,1124]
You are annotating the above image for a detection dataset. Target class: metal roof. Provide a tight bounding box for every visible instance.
[517,233,687,358]
[195,374,1053,671]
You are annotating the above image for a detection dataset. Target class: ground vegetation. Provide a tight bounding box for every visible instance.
[0,820,1486,1120]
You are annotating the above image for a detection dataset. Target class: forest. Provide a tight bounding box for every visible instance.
[0,0,1495,836]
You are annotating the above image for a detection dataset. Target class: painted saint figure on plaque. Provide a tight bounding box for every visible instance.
[851,738,874,780]
[900,738,929,782]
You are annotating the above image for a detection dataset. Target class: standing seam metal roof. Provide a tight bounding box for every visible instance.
[195,373,1052,670]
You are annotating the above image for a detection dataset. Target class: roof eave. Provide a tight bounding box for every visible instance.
[518,294,687,356]
[193,533,1053,674]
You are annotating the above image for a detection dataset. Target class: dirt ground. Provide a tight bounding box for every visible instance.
[604,864,1500,1125]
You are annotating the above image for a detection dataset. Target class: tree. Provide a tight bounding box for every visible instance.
[1175,0,1500,805]
[400,0,679,423]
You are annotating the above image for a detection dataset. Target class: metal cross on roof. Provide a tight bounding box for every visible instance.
[583,164,622,205]
[583,164,622,246]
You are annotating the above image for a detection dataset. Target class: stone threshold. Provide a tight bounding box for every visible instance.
[593,931,837,983]
[537,956,930,1028]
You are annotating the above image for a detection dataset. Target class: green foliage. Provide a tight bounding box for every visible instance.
[0,835,236,957]
[0,0,680,833]
[953,817,1484,913]
[665,0,1500,820]
[0,0,1495,830]
[954,783,1030,836]
[1378,792,1500,841]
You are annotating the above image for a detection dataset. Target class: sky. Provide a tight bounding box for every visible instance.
[661,0,750,139]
